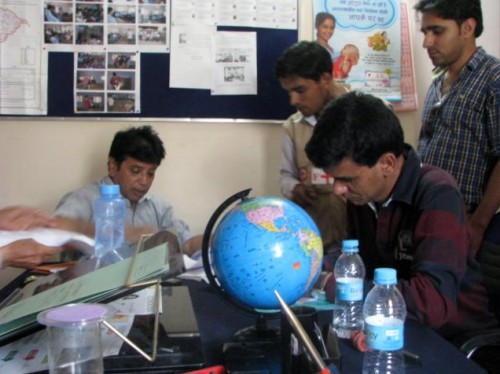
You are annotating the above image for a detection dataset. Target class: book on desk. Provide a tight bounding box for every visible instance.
[0,231,206,373]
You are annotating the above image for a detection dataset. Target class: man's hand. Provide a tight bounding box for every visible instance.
[468,219,487,256]
[182,235,203,257]
[1,239,63,269]
[0,206,57,231]
[291,183,317,207]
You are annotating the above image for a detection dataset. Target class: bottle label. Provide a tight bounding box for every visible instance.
[336,278,363,301]
[365,316,404,351]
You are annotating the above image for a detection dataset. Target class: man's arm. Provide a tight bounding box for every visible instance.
[280,131,300,198]
[0,206,57,231]
[397,175,472,330]
[280,130,317,206]
[0,239,63,269]
[182,235,203,257]
[468,160,500,254]
[56,216,156,246]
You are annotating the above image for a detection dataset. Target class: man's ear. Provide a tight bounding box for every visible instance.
[320,71,332,85]
[108,157,117,176]
[378,152,397,176]
[461,18,477,38]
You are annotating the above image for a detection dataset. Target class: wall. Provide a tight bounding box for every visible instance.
[0,0,499,235]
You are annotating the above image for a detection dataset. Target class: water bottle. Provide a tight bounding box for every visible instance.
[362,268,407,374]
[332,239,366,338]
[94,184,126,267]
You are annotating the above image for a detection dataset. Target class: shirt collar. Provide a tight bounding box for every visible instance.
[432,47,485,82]
[292,111,317,126]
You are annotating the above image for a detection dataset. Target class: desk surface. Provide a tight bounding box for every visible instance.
[186,280,486,374]
[0,274,487,374]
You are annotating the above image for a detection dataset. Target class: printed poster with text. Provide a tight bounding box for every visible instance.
[314,0,401,102]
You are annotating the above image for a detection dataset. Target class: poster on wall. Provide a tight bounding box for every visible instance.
[0,0,47,115]
[313,0,402,102]
[74,51,140,114]
[42,0,170,53]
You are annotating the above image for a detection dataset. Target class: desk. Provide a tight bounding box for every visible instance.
[186,280,487,374]
[0,276,487,373]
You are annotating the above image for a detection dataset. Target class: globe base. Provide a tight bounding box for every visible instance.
[233,314,280,342]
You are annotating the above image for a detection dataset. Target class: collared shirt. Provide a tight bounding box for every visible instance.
[347,146,497,339]
[54,176,193,246]
[418,47,500,207]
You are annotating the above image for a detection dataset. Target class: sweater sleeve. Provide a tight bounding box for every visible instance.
[397,172,469,329]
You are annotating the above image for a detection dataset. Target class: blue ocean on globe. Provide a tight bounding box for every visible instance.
[211,196,323,310]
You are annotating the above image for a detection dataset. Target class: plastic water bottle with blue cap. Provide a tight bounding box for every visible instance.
[332,239,366,338]
[94,184,126,267]
[362,268,407,374]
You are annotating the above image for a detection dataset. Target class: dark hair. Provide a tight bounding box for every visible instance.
[275,41,332,81]
[109,125,166,166]
[414,0,483,37]
[315,12,336,29]
[305,91,404,168]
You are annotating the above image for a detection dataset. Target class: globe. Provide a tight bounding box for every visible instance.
[206,192,323,311]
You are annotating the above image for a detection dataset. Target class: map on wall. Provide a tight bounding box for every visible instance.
[0,0,47,115]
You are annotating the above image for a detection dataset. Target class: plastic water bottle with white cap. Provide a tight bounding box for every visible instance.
[332,239,366,338]
[362,268,407,374]
[94,184,126,267]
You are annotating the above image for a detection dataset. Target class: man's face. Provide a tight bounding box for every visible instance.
[419,12,469,68]
[279,73,332,117]
[108,157,158,204]
[325,158,390,205]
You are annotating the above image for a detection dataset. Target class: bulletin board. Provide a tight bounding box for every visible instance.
[46,28,297,120]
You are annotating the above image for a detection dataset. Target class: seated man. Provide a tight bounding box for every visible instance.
[0,206,64,269]
[54,125,201,260]
[305,91,498,341]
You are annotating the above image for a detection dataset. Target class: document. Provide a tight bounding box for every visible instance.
[212,31,257,95]
[169,24,215,89]
[0,244,169,340]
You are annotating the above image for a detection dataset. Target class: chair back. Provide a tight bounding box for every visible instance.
[477,240,500,320]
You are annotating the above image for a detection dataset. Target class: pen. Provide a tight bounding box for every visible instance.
[403,350,419,360]
[313,321,329,359]
[403,349,421,362]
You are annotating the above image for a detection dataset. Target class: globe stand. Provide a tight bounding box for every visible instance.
[201,189,324,373]
[233,313,280,342]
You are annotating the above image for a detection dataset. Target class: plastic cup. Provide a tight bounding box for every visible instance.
[37,303,112,374]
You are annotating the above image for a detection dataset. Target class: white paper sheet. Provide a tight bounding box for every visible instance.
[169,24,215,89]
[211,31,257,95]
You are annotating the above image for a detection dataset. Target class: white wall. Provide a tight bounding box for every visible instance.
[0,0,498,235]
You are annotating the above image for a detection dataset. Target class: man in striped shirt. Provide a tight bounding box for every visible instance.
[415,0,500,253]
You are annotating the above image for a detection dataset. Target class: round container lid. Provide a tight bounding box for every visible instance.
[37,304,112,328]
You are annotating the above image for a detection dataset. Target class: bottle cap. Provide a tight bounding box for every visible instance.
[100,184,120,196]
[374,268,397,285]
[342,239,359,253]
